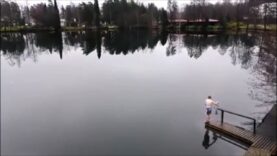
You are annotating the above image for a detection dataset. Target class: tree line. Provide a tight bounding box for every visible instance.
[0,0,168,30]
[182,0,276,30]
[0,0,276,30]
[1,0,61,30]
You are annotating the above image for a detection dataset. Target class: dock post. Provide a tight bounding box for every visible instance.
[221,110,224,124]
[253,120,256,134]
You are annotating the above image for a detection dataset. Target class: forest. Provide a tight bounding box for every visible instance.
[0,0,276,31]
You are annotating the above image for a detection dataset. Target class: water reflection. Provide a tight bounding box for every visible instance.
[1,31,276,155]
[202,130,217,149]
[65,31,97,56]
[248,33,277,120]
[0,31,261,62]
[1,31,276,113]
[1,33,25,56]
[203,128,249,151]
[103,30,161,55]
[35,32,63,59]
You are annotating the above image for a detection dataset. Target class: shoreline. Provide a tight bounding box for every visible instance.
[1,24,276,33]
[257,104,277,142]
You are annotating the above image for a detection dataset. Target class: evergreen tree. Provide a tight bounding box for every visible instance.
[53,0,61,30]
[160,8,169,29]
[94,0,100,28]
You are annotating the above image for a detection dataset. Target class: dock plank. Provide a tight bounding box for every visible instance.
[206,120,276,156]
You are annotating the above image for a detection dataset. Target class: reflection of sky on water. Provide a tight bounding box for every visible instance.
[1,31,276,156]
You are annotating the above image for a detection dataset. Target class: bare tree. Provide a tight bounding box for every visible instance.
[168,0,178,20]
[263,3,269,30]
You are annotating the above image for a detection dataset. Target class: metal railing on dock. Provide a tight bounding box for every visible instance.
[217,108,257,134]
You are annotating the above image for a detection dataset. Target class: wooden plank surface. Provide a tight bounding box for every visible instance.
[206,120,276,156]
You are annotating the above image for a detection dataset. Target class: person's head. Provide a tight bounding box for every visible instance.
[208,96,212,99]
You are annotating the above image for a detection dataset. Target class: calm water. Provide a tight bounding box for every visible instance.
[1,31,276,156]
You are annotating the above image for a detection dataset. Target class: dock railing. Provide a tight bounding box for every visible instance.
[217,108,256,134]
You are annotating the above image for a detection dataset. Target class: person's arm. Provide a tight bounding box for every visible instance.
[212,100,219,107]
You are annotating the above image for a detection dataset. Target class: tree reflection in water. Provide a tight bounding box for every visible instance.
[1,33,25,67]
[35,32,63,59]
[247,32,276,121]
[1,31,276,120]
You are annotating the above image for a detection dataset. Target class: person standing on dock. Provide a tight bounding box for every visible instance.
[205,96,219,123]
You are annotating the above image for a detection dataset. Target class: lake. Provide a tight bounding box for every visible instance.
[1,30,276,156]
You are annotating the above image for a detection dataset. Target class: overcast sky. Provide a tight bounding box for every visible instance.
[8,0,231,9]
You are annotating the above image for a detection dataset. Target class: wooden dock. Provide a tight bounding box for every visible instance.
[206,121,277,156]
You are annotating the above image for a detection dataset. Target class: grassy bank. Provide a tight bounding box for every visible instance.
[0,25,120,32]
[1,23,276,33]
[226,22,277,31]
